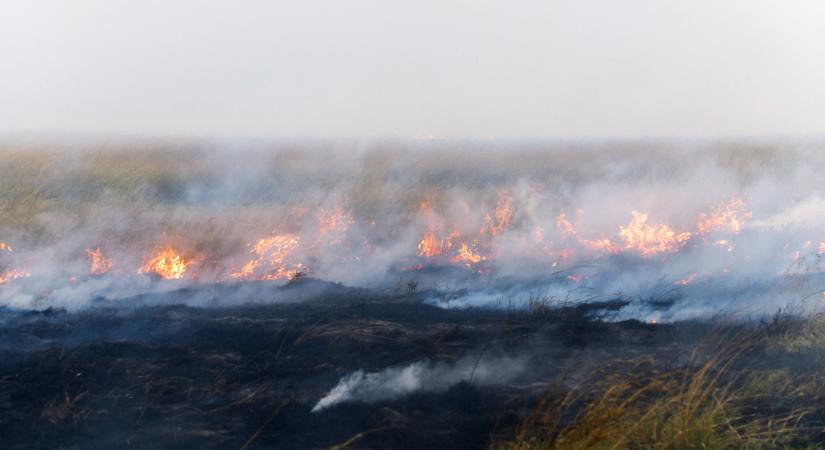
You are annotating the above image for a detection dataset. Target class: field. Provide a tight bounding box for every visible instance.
[3,140,825,448]
[3,282,825,449]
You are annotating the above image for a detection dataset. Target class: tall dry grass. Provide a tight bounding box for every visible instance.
[494,315,825,450]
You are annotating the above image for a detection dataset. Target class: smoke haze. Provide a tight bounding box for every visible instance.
[1,139,825,321]
[2,1,825,139]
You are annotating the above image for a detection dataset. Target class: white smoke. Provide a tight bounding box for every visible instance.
[311,355,527,412]
[4,139,825,320]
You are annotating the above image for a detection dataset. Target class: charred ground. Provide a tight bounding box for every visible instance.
[0,280,716,450]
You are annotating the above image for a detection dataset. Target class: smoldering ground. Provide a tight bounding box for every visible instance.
[0,287,716,449]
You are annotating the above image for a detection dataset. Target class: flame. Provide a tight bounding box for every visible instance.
[533,226,544,243]
[713,239,735,252]
[0,195,764,284]
[139,248,188,279]
[697,197,751,235]
[416,197,447,259]
[675,273,697,285]
[581,237,622,254]
[618,211,691,257]
[86,247,113,275]
[485,192,513,236]
[0,268,29,285]
[417,228,443,258]
[817,242,825,254]
[314,206,354,246]
[452,242,485,266]
[231,233,305,281]
[556,213,620,254]
[0,242,28,285]
[555,213,577,239]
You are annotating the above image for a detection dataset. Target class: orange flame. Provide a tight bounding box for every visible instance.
[581,237,622,254]
[314,206,354,246]
[618,211,691,257]
[139,248,188,279]
[697,197,751,235]
[86,247,113,275]
[0,242,28,285]
[0,268,29,285]
[485,192,513,236]
[556,213,620,254]
[417,228,443,258]
[555,213,577,239]
[231,233,305,281]
[452,242,485,266]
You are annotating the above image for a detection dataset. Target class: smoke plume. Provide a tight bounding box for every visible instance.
[312,355,527,412]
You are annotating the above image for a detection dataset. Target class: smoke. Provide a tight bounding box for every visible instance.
[311,354,527,412]
[3,139,825,320]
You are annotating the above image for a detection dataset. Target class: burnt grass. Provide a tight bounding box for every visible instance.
[0,280,715,450]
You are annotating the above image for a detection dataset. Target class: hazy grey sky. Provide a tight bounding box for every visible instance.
[2,1,824,139]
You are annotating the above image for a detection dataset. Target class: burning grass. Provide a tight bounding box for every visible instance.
[6,141,825,447]
[4,140,825,319]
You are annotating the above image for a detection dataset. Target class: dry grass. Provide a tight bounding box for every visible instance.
[494,317,825,450]
[1,138,821,279]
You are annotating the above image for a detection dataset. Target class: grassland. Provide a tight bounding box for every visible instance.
[3,140,825,448]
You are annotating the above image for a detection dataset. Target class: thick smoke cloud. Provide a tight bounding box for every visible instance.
[2,139,825,320]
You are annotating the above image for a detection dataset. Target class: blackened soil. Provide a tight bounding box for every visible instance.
[0,283,712,449]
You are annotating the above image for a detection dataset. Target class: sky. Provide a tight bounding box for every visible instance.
[1,1,824,140]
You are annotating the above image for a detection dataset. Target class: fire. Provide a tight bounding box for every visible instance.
[818,242,825,254]
[697,197,751,235]
[555,201,749,259]
[416,197,447,259]
[0,242,28,285]
[0,194,764,284]
[0,268,29,285]
[314,206,354,246]
[581,237,622,254]
[231,233,305,281]
[139,248,188,279]
[417,228,443,258]
[556,213,620,254]
[555,213,577,239]
[86,247,113,275]
[713,239,735,252]
[533,226,544,243]
[415,193,507,264]
[675,273,697,285]
[618,211,692,257]
[485,192,513,236]
[452,242,485,266]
